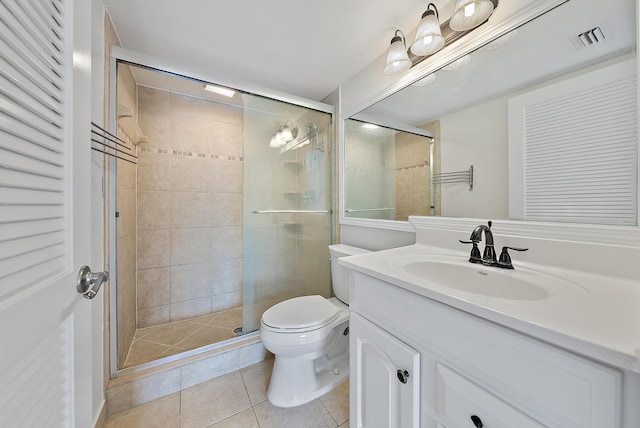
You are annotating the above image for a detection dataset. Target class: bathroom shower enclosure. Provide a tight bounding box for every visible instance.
[109,60,332,372]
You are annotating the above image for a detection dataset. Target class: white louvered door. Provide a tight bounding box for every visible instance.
[0,0,94,427]
[509,57,637,225]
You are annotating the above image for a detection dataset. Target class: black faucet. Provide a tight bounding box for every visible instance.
[460,221,528,269]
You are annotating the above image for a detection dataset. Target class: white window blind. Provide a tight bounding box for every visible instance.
[509,58,637,225]
[0,0,68,298]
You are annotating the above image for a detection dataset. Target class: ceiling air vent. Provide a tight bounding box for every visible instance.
[578,27,605,46]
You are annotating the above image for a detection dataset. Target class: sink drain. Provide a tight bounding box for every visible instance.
[233,326,243,336]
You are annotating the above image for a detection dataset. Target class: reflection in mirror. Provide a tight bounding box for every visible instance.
[345,119,440,220]
[349,0,637,225]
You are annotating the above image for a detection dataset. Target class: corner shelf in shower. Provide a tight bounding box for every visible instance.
[282,160,303,169]
[281,221,303,228]
[283,190,302,198]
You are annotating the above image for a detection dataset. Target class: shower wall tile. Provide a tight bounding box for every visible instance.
[210,192,242,226]
[211,258,242,294]
[138,305,171,328]
[411,191,429,216]
[170,297,212,322]
[138,86,171,114]
[171,192,211,229]
[211,226,242,260]
[410,167,429,194]
[117,186,136,239]
[170,115,213,154]
[395,192,410,222]
[117,234,137,366]
[170,156,211,193]
[170,262,212,303]
[171,93,213,121]
[211,121,242,157]
[138,229,171,269]
[117,157,137,190]
[138,191,170,230]
[138,151,171,191]
[171,228,212,265]
[212,103,242,126]
[211,291,242,313]
[137,267,171,309]
[138,109,171,150]
[211,160,242,193]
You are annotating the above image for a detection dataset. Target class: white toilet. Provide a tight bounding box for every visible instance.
[260,244,370,408]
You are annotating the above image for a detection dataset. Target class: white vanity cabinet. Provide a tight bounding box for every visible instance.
[350,312,420,428]
[349,271,623,428]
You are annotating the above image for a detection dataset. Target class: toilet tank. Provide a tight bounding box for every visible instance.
[328,244,371,304]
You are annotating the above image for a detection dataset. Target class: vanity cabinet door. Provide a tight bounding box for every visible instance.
[350,313,420,428]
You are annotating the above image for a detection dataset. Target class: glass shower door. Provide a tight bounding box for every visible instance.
[241,97,332,333]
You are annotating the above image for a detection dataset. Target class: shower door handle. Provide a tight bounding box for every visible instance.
[76,265,109,300]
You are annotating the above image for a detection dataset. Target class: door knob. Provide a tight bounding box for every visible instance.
[76,266,108,300]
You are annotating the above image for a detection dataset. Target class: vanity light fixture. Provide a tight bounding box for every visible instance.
[410,3,445,57]
[203,84,236,98]
[384,30,412,75]
[449,0,495,31]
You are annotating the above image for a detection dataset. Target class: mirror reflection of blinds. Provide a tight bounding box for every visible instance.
[0,0,67,298]
[511,58,637,226]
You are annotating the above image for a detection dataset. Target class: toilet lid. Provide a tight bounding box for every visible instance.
[262,295,338,330]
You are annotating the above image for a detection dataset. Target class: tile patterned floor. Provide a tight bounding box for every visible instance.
[124,308,243,368]
[105,357,350,428]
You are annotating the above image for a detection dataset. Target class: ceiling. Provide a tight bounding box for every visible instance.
[104,0,449,102]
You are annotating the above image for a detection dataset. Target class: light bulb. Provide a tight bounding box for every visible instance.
[464,3,475,17]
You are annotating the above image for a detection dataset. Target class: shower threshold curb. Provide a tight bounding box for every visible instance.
[105,332,270,416]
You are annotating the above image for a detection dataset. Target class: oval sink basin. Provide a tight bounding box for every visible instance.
[396,255,556,301]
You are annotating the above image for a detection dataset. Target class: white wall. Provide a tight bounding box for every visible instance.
[440,96,509,219]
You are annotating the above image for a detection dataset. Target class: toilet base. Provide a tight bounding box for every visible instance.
[266,350,349,408]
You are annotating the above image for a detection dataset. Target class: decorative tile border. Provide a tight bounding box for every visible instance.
[138,146,243,161]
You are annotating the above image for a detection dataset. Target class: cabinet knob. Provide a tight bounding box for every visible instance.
[396,369,409,384]
[470,415,483,428]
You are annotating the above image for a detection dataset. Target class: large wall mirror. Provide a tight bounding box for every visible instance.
[346,0,637,226]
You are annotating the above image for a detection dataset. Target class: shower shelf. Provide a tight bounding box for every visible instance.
[281,221,303,228]
[283,191,302,197]
[282,160,303,169]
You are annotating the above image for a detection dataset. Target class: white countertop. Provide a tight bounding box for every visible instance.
[340,243,640,374]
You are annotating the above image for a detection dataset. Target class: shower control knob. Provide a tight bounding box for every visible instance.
[396,369,409,384]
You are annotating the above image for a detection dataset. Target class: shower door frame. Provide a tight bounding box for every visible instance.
[107,47,334,377]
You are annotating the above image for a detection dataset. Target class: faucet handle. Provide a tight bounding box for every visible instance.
[459,240,482,263]
[503,246,528,252]
[498,246,528,269]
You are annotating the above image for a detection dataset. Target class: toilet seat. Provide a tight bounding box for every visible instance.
[262,295,338,332]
